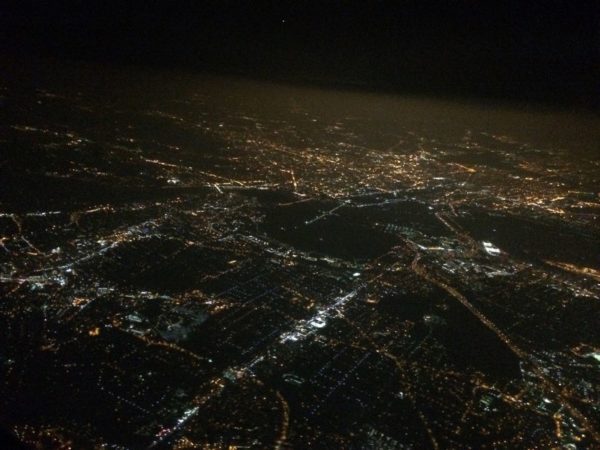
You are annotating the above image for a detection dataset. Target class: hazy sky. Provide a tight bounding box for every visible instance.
[1,1,598,107]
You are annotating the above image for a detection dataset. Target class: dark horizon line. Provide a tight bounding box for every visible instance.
[2,1,598,111]
[4,49,599,115]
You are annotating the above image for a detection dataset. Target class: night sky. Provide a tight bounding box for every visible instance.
[1,1,599,106]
